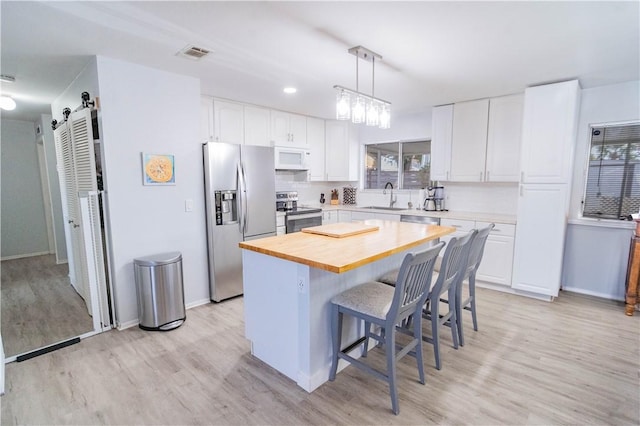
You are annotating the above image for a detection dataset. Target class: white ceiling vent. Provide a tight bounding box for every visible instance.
[177,45,211,60]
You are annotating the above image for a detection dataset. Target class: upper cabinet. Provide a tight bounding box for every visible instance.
[213,99,244,144]
[243,105,271,147]
[307,117,326,181]
[271,111,307,147]
[519,80,581,184]
[325,120,358,181]
[431,94,523,183]
[450,99,490,182]
[486,94,524,182]
[201,96,215,142]
[430,104,454,181]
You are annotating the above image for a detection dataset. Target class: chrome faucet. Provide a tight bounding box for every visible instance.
[383,182,396,208]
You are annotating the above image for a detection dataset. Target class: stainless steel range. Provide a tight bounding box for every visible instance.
[276,191,322,233]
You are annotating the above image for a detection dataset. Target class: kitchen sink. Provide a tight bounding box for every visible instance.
[362,206,407,211]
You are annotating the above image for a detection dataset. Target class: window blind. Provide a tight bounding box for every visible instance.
[583,123,640,219]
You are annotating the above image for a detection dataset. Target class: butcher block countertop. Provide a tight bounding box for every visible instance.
[239,219,455,273]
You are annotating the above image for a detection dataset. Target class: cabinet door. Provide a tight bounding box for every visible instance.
[270,110,290,145]
[486,94,523,182]
[431,105,453,181]
[450,99,489,182]
[244,105,271,147]
[325,120,350,181]
[376,213,400,222]
[200,96,214,142]
[440,218,475,248]
[289,113,307,147]
[511,183,568,297]
[307,117,326,181]
[520,80,580,184]
[350,211,376,222]
[214,99,244,144]
[323,210,338,224]
[338,210,352,223]
[476,234,514,286]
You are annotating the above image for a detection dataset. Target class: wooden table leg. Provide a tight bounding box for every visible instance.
[626,239,640,316]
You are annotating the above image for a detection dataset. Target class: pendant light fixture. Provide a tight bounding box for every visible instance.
[334,46,391,129]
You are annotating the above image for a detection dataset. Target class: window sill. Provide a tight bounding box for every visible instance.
[568,217,635,230]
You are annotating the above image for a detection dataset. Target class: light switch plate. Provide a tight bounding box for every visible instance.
[185,199,193,212]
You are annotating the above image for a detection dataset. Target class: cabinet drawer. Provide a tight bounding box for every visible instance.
[476,221,515,237]
[441,218,475,232]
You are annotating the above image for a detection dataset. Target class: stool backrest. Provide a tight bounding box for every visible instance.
[388,242,445,322]
[432,230,477,298]
[465,223,494,277]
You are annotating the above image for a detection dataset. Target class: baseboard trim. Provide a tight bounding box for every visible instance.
[186,298,211,310]
[116,299,211,330]
[1,251,50,261]
[562,286,622,301]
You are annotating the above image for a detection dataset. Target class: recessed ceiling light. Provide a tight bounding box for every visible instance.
[283,87,297,94]
[0,95,16,111]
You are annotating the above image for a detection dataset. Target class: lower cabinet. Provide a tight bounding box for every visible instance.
[337,210,352,223]
[323,210,338,224]
[276,212,285,235]
[440,218,515,287]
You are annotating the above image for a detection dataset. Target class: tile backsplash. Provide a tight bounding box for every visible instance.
[275,171,519,215]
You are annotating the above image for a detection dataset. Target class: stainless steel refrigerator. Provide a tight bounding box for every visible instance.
[203,142,276,302]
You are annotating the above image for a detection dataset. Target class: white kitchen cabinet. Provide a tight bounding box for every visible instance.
[519,80,580,184]
[325,120,358,181]
[338,210,352,223]
[350,211,376,222]
[213,99,244,144]
[276,212,286,236]
[271,110,307,147]
[512,183,569,297]
[475,221,515,286]
[244,105,271,147]
[200,95,214,142]
[450,99,490,182]
[485,94,524,182]
[323,210,338,224]
[430,104,454,181]
[307,117,326,181]
[441,218,515,287]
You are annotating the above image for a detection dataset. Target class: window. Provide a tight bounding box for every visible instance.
[583,123,640,220]
[365,141,430,189]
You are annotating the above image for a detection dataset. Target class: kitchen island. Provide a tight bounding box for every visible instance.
[239,220,454,392]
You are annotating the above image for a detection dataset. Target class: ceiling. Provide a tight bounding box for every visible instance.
[1,1,639,123]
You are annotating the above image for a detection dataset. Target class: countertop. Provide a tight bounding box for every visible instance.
[308,204,517,225]
[239,220,455,273]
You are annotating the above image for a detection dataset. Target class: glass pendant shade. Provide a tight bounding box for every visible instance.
[366,100,379,127]
[336,91,351,120]
[352,96,366,124]
[379,104,391,129]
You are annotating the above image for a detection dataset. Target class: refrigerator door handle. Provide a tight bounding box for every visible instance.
[238,162,248,234]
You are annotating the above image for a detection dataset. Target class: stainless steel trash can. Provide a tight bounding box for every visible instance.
[134,252,186,331]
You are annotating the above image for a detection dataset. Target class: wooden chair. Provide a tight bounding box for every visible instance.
[328,243,444,415]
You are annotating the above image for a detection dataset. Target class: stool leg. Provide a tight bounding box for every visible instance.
[413,311,425,385]
[385,327,399,415]
[362,321,371,357]
[329,305,343,381]
[470,274,478,331]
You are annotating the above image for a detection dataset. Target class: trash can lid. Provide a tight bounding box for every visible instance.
[134,251,182,267]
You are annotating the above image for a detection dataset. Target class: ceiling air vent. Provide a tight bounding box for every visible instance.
[177,45,211,60]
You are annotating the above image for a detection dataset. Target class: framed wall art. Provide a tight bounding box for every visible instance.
[142,153,175,185]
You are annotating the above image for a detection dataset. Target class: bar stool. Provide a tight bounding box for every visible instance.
[328,243,444,415]
[454,223,494,346]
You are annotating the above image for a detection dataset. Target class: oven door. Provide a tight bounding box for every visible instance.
[286,212,322,233]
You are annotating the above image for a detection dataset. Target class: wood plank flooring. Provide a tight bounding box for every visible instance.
[2,288,639,425]
[1,255,93,357]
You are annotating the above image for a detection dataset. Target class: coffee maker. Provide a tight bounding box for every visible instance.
[423,186,445,211]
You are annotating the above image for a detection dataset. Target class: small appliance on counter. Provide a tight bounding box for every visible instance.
[423,185,446,211]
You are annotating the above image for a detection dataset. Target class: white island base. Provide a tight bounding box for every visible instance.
[242,244,432,393]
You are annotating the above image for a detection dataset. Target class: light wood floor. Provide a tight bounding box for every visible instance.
[1,255,93,357]
[2,287,639,425]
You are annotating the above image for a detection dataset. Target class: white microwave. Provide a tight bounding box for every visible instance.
[274,147,310,170]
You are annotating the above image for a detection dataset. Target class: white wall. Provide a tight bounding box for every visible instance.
[96,56,208,327]
[562,80,640,300]
[0,119,50,259]
[37,114,67,263]
[52,58,99,124]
